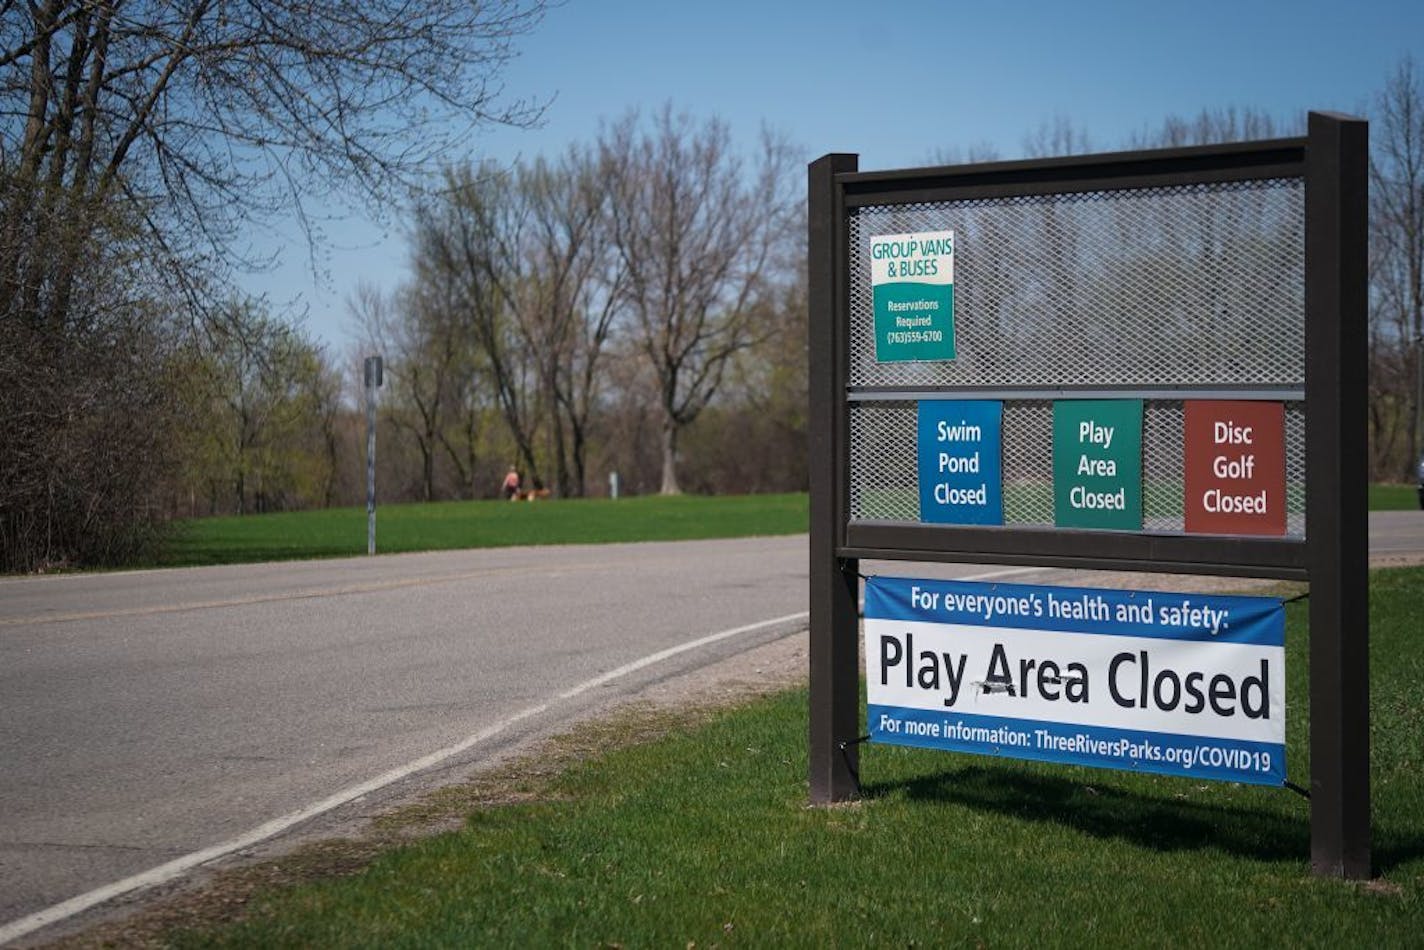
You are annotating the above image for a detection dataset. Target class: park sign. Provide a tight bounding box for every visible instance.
[870,230,955,362]
[865,576,1286,786]
[917,400,1003,525]
[1053,399,1143,530]
[1184,401,1286,535]
[810,115,1371,877]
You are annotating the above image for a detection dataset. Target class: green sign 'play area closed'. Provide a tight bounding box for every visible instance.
[870,230,956,362]
[1053,399,1143,530]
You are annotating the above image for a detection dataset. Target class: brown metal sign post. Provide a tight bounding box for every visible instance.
[1304,113,1370,878]
[808,152,860,803]
[807,113,1369,877]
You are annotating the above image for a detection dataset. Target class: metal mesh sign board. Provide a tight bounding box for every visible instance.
[849,398,1307,533]
[809,114,1369,877]
[845,176,1307,542]
[848,181,1304,390]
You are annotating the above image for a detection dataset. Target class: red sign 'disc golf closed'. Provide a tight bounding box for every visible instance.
[1184,400,1286,536]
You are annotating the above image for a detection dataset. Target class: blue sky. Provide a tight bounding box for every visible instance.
[244,0,1424,351]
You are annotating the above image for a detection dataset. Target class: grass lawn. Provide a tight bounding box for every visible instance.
[1371,483,1421,511]
[154,483,1414,569]
[168,566,1424,947]
[155,493,810,566]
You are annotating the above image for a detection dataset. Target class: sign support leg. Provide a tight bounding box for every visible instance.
[1305,111,1370,879]
[809,153,860,803]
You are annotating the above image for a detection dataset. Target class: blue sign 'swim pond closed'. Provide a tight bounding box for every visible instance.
[864,576,1286,786]
[917,400,1003,525]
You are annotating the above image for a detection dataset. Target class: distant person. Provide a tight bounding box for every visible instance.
[502,466,521,501]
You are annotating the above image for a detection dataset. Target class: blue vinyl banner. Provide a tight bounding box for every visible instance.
[864,576,1286,786]
[917,400,1003,525]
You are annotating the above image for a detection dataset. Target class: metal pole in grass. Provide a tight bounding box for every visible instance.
[365,355,384,556]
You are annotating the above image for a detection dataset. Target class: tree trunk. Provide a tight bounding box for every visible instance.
[422,439,435,503]
[1412,346,1422,481]
[570,418,588,499]
[659,416,681,495]
[552,412,572,497]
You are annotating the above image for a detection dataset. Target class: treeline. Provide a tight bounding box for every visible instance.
[2,1,1420,574]
[152,107,807,521]
[348,73,1424,514]
[0,0,553,572]
[1367,61,1424,483]
[352,108,804,505]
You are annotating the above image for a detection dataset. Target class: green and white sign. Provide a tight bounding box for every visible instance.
[871,230,956,362]
[1053,399,1143,530]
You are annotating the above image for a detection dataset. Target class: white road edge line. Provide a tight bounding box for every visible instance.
[0,565,1036,945]
[0,611,802,944]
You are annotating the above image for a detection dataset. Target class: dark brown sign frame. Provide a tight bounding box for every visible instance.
[808,112,1369,878]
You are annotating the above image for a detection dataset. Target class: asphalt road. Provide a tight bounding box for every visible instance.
[1367,508,1424,558]
[2,514,1420,941]
[0,536,824,939]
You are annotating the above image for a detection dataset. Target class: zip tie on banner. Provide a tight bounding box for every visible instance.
[838,558,871,582]
[837,734,871,795]
[1282,591,1310,605]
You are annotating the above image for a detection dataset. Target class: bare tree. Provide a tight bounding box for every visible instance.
[311,354,345,509]
[1125,107,1290,151]
[355,271,495,502]
[1370,58,1424,480]
[516,147,623,496]
[600,106,798,494]
[420,271,493,500]
[1022,115,1093,158]
[408,152,623,500]
[414,164,547,488]
[0,1,548,325]
[0,288,185,569]
[681,269,811,494]
[184,301,333,514]
[927,143,1002,167]
[0,1,545,568]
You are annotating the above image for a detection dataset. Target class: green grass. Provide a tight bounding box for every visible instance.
[158,482,1412,569]
[1371,483,1422,511]
[156,493,809,566]
[174,567,1424,947]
